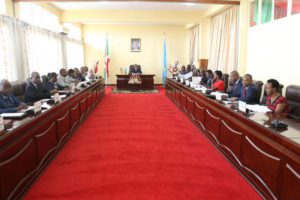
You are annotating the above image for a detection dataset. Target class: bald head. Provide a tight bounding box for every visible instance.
[230,70,239,80]
[0,79,12,96]
[31,72,41,84]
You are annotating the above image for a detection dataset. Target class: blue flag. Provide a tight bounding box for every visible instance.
[162,36,167,86]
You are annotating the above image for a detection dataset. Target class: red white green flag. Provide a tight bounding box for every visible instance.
[104,35,110,84]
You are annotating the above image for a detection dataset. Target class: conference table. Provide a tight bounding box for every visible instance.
[165,78,300,200]
[116,74,155,90]
[0,79,105,200]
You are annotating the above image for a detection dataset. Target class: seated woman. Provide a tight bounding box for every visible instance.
[265,79,289,115]
[211,70,225,92]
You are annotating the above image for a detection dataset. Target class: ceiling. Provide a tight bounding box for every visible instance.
[52,1,213,11]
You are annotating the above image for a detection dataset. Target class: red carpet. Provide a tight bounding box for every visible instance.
[24,87,261,200]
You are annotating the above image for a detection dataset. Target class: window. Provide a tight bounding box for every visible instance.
[274,0,288,20]
[18,3,60,32]
[292,0,300,15]
[250,0,258,27]
[261,0,272,24]
[0,0,5,15]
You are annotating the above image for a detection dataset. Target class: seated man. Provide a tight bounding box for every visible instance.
[74,68,85,82]
[227,70,243,98]
[45,72,58,92]
[25,72,57,104]
[231,74,259,104]
[66,69,79,85]
[128,64,142,75]
[57,68,70,89]
[205,70,214,87]
[265,79,289,115]
[212,70,225,92]
[0,79,28,114]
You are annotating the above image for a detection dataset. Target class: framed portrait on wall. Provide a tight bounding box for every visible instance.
[131,38,141,52]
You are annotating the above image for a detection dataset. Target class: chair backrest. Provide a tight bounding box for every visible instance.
[222,73,229,93]
[42,75,49,89]
[129,65,134,74]
[253,80,264,101]
[285,85,300,120]
[10,81,27,102]
[260,84,284,104]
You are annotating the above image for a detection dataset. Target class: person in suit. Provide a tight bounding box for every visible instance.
[179,65,186,75]
[25,72,57,104]
[212,70,225,92]
[45,72,58,92]
[128,64,142,75]
[206,70,214,87]
[231,74,259,104]
[0,79,28,114]
[198,69,208,85]
[227,71,243,98]
[74,68,85,82]
[265,79,289,115]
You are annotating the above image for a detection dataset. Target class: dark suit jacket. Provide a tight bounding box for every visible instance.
[228,79,243,98]
[25,82,51,104]
[129,67,142,75]
[0,93,21,113]
[238,84,259,104]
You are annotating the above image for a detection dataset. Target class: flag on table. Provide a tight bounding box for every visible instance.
[94,60,99,74]
[104,35,110,84]
[162,35,167,86]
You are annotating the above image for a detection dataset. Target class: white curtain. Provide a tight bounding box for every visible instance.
[65,37,84,69]
[0,15,29,81]
[189,25,199,65]
[0,15,84,81]
[25,26,63,76]
[208,7,239,73]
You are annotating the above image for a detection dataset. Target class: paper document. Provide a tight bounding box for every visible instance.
[246,104,271,113]
[59,95,67,99]
[223,100,238,105]
[192,77,202,85]
[181,72,193,80]
[1,113,26,119]
[42,103,51,110]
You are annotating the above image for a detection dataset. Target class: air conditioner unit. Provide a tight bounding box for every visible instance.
[60,26,69,35]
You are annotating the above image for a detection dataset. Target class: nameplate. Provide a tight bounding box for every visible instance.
[71,84,75,94]
[52,93,60,103]
[0,117,4,132]
[216,93,222,101]
[34,101,42,114]
[238,101,247,113]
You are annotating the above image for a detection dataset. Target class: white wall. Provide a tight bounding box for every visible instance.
[83,24,189,84]
[247,14,300,93]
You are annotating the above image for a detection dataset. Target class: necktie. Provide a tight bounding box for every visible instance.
[243,88,247,98]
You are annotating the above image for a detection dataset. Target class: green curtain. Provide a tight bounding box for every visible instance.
[261,0,272,23]
[253,0,259,24]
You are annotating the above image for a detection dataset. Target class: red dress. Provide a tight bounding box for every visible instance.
[212,80,225,92]
[266,95,289,115]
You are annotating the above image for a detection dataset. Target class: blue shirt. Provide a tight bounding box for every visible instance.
[0,93,21,114]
